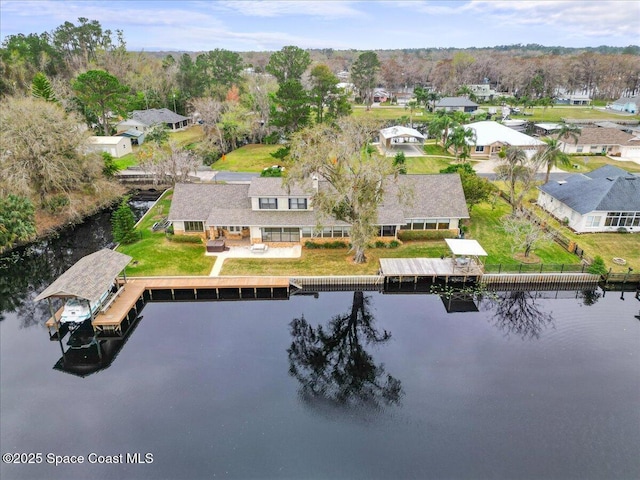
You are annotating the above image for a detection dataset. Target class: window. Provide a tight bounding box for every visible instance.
[225,226,243,233]
[585,216,601,228]
[262,227,300,242]
[379,225,396,237]
[576,146,583,153]
[475,145,484,152]
[184,221,204,232]
[288,198,307,210]
[301,227,313,238]
[259,198,277,209]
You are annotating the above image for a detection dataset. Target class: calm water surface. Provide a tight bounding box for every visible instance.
[1,286,639,480]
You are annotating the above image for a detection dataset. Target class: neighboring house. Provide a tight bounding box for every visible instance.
[609,95,639,114]
[86,136,132,158]
[463,121,543,158]
[555,127,640,159]
[116,108,190,133]
[373,90,390,103]
[537,165,640,233]
[434,97,478,113]
[534,123,563,136]
[467,84,498,102]
[555,89,591,105]
[168,175,469,244]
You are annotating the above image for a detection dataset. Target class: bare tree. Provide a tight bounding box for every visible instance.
[138,141,200,185]
[501,211,553,259]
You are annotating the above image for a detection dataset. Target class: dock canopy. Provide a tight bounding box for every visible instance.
[35,249,132,304]
[379,126,425,149]
[445,239,488,257]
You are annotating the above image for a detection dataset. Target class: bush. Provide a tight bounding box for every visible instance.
[304,240,348,249]
[587,256,607,276]
[42,194,70,214]
[398,230,457,241]
[374,240,386,248]
[388,240,400,248]
[167,234,202,244]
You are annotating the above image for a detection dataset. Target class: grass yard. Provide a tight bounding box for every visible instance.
[221,241,449,276]
[169,125,205,146]
[351,105,433,123]
[114,152,138,170]
[116,190,215,276]
[213,144,281,172]
[406,156,458,174]
[510,105,640,123]
[466,199,580,265]
[570,156,640,173]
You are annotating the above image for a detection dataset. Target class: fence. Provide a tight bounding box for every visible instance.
[484,263,587,274]
[290,275,384,292]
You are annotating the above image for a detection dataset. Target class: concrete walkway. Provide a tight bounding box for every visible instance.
[208,245,302,276]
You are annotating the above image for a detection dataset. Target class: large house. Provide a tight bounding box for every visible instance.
[168,175,469,244]
[434,97,479,113]
[609,95,639,114]
[555,127,640,159]
[463,121,543,158]
[116,108,190,133]
[537,165,640,233]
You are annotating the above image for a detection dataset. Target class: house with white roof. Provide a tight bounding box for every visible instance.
[462,121,544,158]
[537,165,640,233]
[609,95,639,114]
[86,136,132,158]
[168,175,469,244]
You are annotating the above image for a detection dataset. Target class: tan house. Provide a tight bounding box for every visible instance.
[87,136,132,158]
[556,127,640,159]
[463,121,543,158]
[168,175,469,244]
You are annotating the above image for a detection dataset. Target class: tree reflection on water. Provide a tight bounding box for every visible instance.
[287,291,403,414]
[481,290,555,340]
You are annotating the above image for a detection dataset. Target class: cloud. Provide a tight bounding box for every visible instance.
[211,0,366,19]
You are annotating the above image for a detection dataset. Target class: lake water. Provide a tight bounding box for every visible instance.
[1,201,639,480]
[1,287,639,480]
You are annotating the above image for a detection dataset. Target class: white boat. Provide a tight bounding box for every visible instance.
[60,290,110,325]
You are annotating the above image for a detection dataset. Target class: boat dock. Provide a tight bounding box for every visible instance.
[45,276,291,336]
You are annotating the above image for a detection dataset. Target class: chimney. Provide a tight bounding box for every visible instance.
[312,175,318,192]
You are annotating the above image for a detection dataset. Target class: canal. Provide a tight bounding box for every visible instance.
[1,200,639,480]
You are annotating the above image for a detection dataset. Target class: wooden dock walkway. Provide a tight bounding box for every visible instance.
[46,276,291,336]
[380,258,483,279]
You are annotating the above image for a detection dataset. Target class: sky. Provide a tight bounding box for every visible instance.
[1,0,638,52]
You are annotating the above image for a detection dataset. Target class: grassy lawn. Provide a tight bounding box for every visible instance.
[570,156,640,173]
[351,105,432,123]
[221,241,449,276]
[466,199,580,265]
[213,144,281,172]
[169,125,205,146]
[114,152,138,170]
[510,106,640,123]
[116,190,216,276]
[406,157,458,174]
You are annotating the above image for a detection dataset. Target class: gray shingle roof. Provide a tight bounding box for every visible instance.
[557,127,636,146]
[247,177,313,197]
[435,97,479,108]
[34,249,131,303]
[168,183,250,221]
[130,108,189,126]
[539,166,640,214]
[169,173,469,228]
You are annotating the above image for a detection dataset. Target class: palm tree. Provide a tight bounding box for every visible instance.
[537,137,572,184]
[446,126,476,162]
[426,92,440,112]
[556,123,581,152]
[428,112,453,147]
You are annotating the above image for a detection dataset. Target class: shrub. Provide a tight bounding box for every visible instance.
[388,240,400,248]
[375,240,386,248]
[304,240,348,249]
[42,194,70,214]
[587,256,607,276]
[398,230,457,241]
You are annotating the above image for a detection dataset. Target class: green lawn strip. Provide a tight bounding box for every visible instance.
[114,152,138,170]
[466,200,579,266]
[509,106,639,123]
[406,156,456,174]
[570,156,640,173]
[212,144,280,172]
[220,241,448,276]
[169,125,205,146]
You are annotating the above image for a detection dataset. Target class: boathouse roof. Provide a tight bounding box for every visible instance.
[35,249,131,303]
